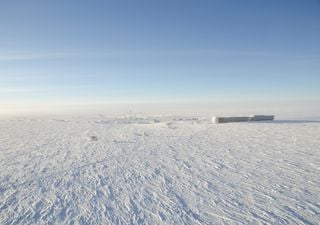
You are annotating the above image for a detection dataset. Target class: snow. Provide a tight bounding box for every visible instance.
[0,115,319,224]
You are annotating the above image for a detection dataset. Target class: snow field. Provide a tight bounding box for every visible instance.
[0,116,319,224]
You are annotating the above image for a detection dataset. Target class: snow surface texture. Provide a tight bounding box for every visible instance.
[0,115,319,225]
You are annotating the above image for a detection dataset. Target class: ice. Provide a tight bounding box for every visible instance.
[0,115,319,224]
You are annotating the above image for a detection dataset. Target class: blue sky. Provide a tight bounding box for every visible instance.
[0,0,320,106]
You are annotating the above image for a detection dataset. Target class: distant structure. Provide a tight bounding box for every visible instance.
[213,115,274,124]
[212,116,250,124]
[250,115,275,121]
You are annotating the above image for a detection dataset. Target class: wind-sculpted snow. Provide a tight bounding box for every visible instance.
[0,116,319,224]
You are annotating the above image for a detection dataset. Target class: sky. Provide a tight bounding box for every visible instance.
[0,0,320,116]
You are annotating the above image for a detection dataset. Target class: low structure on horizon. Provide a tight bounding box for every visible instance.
[213,115,275,124]
[250,115,275,121]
